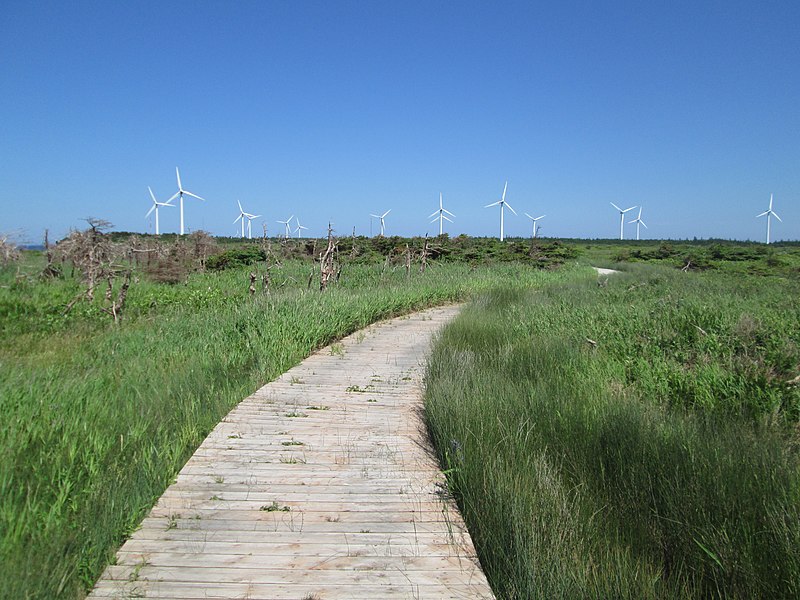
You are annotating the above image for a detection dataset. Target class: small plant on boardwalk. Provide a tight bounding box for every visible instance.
[260,501,290,512]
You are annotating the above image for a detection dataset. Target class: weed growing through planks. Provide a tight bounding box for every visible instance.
[281,439,304,446]
[260,501,290,512]
[329,343,344,356]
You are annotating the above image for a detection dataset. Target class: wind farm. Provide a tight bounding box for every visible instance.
[130,168,797,247]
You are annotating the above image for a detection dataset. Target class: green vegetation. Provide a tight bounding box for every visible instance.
[0,243,548,599]
[4,230,800,599]
[425,266,800,598]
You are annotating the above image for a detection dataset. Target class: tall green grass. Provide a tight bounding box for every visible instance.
[425,267,800,598]
[0,260,550,599]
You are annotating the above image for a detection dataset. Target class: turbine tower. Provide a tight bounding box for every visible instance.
[277,215,294,239]
[370,209,391,236]
[245,213,261,239]
[756,193,782,244]
[294,217,309,239]
[628,206,648,240]
[233,200,248,238]
[485,181,516,241]
[524,213,546,239]
[428,192,455,236]
[610,202,636,240]
[167,167,205,235]
[145,186,173,235]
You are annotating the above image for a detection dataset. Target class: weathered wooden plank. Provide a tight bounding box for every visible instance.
[89,305,495,599]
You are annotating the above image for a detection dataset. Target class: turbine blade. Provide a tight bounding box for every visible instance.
[756,211,769,218]
[622,206,636,213]
[773,212,782,222]
[641,220,648,228]
[525,213,533,220]
[167,192,180,203]
[535,215,546,220]
[502,181,507,202]
[383,209,391,217]
[505,202,517,215]
[370,214,380,218]
[485,201,501,208]
[145,205,155,218]
[429,216,439,224]
[184,191,204,201]
[428,210,439,219]
[443,209,455,217]
[148,186,157,203]
[175,167,182,190]
[238,199,243,212]
[442,215,453,223]
[769,193,773,210]
[610,202,622,212]
[234,215,242,224]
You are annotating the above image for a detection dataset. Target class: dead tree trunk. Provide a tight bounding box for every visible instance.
[319,222,338,291]
[350,226,357,260]
[101,271,132,324]
[420,234,429,274]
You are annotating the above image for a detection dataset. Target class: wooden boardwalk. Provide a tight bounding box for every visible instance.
[89,305,495,600]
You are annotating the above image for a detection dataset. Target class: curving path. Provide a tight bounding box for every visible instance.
[89,305,495,600]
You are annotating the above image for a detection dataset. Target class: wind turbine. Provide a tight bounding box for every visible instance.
[277,215,294,239]
[610,202,636,240]
[233,200,248,238]
[628,206,648,240]
[485,181,516,241]
[524,213,546,239]
[756,193,782,244]
[145,186,173,235]
[370,209,391,236]
[428,192,455,236]
[245,213,261,239]
[294,217,309,239]
[167,167,205,235]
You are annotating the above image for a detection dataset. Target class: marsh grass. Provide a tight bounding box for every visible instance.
[0,259,550,599]
[425,266,800,598]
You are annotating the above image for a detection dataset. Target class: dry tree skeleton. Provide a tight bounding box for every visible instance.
[319,222,339,291]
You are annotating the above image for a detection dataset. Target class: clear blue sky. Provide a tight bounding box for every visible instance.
[1,1,798,242]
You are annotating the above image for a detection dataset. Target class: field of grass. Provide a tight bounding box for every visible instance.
[424,265,800,598]
[4,232,800,599]
[0,253,553,599]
